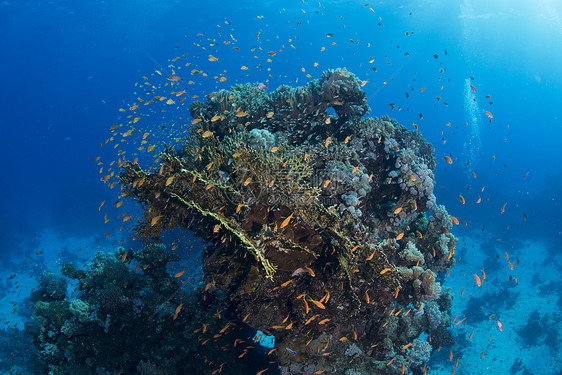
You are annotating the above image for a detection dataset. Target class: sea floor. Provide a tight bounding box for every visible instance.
[0,228,117,329]
[431,232,562,375]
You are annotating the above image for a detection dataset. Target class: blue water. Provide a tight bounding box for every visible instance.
[1,0,561,374]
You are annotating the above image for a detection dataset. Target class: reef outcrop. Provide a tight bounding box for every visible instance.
[114,68,457,374]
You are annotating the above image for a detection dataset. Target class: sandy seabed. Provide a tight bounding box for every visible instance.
[431,233,561,375]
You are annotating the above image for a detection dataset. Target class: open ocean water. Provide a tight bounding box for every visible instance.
[0,1,561,374]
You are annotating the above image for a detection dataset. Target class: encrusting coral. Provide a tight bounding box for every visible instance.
[115,69,458,374]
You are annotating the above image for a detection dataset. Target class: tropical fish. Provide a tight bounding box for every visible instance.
[280,213,293,229]
[473,273,482,287]
[495,318,504,331]
[173,303,183,320]
[167,75,183,82]
[305,315,318,325]
[280,279,293,287]
[290,267,308,278]
[309,298,325,309]
[500,203,507,214]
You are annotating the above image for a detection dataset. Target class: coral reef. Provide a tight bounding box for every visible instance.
[25,247,274,374]
[30,272,67,303]
[116,69,457,374]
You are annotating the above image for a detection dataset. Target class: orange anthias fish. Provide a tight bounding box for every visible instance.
[473,273,482,287]
[280,214,293,229]
[167,75,183,82]
[173,303,183,320]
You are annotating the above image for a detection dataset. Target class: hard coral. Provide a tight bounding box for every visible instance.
[119,69,456,374]
[30,273,67,303]
[26,247,267,374]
